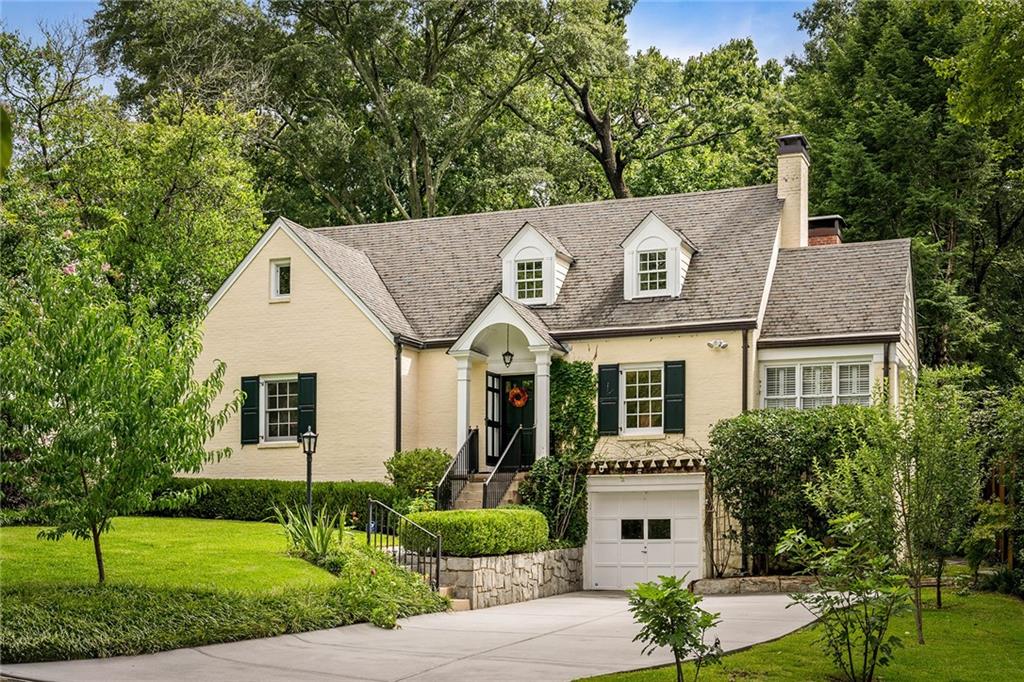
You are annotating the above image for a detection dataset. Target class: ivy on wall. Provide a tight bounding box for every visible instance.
[519,358,597,545]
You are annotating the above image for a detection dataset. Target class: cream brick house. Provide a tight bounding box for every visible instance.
[198,134,917,588]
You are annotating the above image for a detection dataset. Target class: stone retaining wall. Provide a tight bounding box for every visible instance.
[692,575,818,595]
[439,547,583,609]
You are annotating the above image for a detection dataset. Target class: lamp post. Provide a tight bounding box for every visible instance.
[300,426,318,513]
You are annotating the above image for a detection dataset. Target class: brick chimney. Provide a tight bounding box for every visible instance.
[777,134,809,248]
[808,215,846,246]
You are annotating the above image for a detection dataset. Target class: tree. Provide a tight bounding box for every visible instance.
[2,28,265,323]
[788,0,1024,383]
[777,514,911,682]
[0,258,241,583]
[510,38,786,199]
[628,574,723,682]
[809,368,982,644]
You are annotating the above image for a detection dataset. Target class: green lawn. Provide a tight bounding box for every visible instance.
[585,590,1024,682]
[1,516,337,592]
[0,517,446,662]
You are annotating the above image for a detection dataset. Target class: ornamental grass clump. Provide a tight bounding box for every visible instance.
[273,505,343,565]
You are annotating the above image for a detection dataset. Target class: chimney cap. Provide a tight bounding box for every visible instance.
[777,134,810,160]
[808,214,846,233]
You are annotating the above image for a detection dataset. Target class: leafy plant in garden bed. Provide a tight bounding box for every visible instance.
[777,513,911,682]
[628,574,722,682]
[402,507,548,556]
[385,448,451,500]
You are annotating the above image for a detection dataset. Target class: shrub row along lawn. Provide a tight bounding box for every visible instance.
[0,517,446,663]
[585,589,1024,682]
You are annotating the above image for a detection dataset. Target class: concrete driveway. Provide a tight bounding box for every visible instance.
[2,592,815,682]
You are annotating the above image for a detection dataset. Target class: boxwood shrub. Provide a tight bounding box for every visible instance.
[150,478,403,530]
[402,507,548,556]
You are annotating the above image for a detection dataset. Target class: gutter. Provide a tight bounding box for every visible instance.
[757,332,900,349]
[394,335,403,452]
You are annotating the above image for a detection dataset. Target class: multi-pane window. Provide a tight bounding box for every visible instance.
[638,250,668,293]
[516,260,543,301]
[764,366,797,409]
[272,260,291,299]
[265,378,298,441]
[801,365,834,409]
[623,366,663,432]
[838,364,871,405]
[763,362,872,409]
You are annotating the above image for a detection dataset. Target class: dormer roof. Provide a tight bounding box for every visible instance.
[619,211,699,254]
[499,221,575,262]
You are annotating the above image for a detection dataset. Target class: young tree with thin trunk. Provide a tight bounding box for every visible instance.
[0,258,241,584]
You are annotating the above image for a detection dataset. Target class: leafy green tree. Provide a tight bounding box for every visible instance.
[778,514,911,682]
[628,574,723,682]
[0,259,241,583]
[511,38,786,199]
[788,0,1024,382]
[938,0,1024,145]
[808,368,982,643]
[2,27,265,322]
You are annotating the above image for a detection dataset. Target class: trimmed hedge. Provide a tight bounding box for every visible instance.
[403,507,548,557]
[150,478,403,530]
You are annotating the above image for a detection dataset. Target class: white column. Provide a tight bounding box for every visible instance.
[454,353,472,450]
[532,347,551,459]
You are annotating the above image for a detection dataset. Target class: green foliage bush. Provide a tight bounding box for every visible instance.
[0,542,446,662]
[706,405,880,574]
[402,507,548,556]
[519,358,596,545]
[384,448,451,499]
[150,478,402,530]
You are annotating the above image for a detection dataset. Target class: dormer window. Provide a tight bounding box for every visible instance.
[516,260,544,301]
[620,212,697,301]
[499,221,574,306]
[638,250,668,294]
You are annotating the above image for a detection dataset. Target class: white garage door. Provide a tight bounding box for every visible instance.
[588,489,701,590]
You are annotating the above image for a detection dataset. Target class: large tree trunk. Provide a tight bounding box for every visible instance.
[91,523,106,585]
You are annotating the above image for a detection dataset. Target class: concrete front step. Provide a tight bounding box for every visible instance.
[452,472,528,509]
[449,598,472,612]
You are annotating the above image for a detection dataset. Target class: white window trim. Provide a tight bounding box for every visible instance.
[259,373,299,442]
[760,359,873,409]
[620,363,665,436]
[634,249,669,297]
[515,258,545,303]
[270,258,291,302]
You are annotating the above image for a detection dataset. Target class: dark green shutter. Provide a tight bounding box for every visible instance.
[664,361,685,434]
[241,376,260,444]
[297,372,317,440]
[597,364,619,435]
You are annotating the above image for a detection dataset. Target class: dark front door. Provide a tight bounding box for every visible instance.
[500,374,535,468]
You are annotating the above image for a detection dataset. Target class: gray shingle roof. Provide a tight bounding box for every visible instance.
[311,185,784,341]
[501,295,566,351]
[286,219,416,338]
[760,239,911,341]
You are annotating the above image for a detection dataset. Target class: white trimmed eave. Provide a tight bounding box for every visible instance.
[448,294,563,355]
[205,217,398,344]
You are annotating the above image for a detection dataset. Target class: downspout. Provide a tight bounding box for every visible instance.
[394,335,403,453]
[741,329,750,412]
[883,342,891,404]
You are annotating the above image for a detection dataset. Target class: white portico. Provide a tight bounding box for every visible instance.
[448,294,566,468]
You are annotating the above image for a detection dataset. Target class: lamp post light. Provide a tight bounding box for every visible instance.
[300,426,318,513]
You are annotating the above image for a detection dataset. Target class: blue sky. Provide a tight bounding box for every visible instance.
[3,0,811,65]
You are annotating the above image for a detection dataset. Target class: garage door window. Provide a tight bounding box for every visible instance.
[620,519,644,540]
[648,519,671,539]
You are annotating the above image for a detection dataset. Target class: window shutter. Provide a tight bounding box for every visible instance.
[597,364,619,435]
[664,361,685,434]
[297,372,317,440]
[240,376,260,444]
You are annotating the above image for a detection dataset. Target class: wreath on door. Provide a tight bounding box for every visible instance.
[508,386,529,408]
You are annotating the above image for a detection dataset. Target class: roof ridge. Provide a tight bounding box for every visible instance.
[779,237,911,252]
[310,184,779,233]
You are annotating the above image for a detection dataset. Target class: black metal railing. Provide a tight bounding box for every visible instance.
[367,498,442,590]
[436,427,478,511]
[483,425,523,509]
